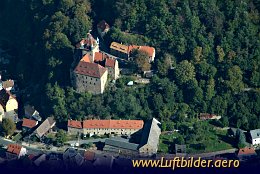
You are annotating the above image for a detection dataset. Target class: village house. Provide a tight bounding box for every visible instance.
[128,45,156,62]
[199,113,221,120]
[67,120,83,135]
[0,88,18,123]
[33,154,47,166]
[22,118,38,131]
[110,42,129,59]
[250,129,260,146]
[110,42,156,62]
[103,138,139,157]
[24,104,42,121]
[34,117,56,138]
[237,147,257,161]
[97,20,110,38]
[6,144,27,160]
[83,119,144,136]
[138,118,161,156]
[63,148,85,168]
[93,153,114,170]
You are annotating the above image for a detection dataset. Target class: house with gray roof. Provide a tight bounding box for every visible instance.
[250,129,260,145]
[104,137,139,156]
[34,117,56,138]
[63,148,84,168]
[24,104,42,121]
[138,118,161,156]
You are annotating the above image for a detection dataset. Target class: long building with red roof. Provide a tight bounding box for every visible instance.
[110,42,156,62]
[67,119,144,136]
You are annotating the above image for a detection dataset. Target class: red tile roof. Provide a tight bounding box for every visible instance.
[83,120,110,129]
[22,118,38,128]
[94,52,104,62]
[238,147,257,156]
[28,154,36,160]
[74,61,107,78]
[76,33,96,49]
[84,150,95,161]
[80,54,91,63]
[97,20,110,32]
[128,45,155,58]
[105,58,115,68]
[68,120,82,129]
[83,120,144,129]
[7,144,23,156]
[199,113,217,120]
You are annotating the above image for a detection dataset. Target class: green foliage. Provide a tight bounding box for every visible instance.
[132,49,151,72]
[236,129,246,148]
[174,60,195,85]
[1,118,16,137]
[55,129,68,146]
[1,0,260,135]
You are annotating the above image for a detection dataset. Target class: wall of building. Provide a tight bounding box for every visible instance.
[72,69,107,94]
[83,128,141,136]
[19,148,27,158]
[252,137,260,145]
[0,104,4,122]
[110,49,128,59]
[100,70,108,93]
[114,61,120,80]
[68,127,83,135]
[73,73,102,94]
[104,145,138,156]
[6,98,18,112]
[139,144,157,156]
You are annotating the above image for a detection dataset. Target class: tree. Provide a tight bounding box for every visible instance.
[132,49,151,72]
[226,65,244,93]
[175,136,185,145]
[236,129,246,148]
[174,60,195,85]
[55,129,68,146]
[216,46,225,62]
[193,46,203,63]
[1,118,16,137]
[157,53,173,76]
[220,116,229,127]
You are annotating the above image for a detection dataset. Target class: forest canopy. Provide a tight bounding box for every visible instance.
[0,0,259,130]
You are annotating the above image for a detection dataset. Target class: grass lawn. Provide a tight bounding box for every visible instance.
[188,128,235,154]
[158,132,179,153]
[158,123,235,154]
[12,133,22,142]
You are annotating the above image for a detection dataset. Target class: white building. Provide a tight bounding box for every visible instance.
[250,129,260,146]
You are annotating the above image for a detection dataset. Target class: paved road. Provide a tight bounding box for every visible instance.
[0,137,64,155]
[189,148,237,158]
[65,138,107,146]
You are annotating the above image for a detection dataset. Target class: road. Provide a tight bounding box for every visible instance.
[0,137,64,155]
[65,138,107,146]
